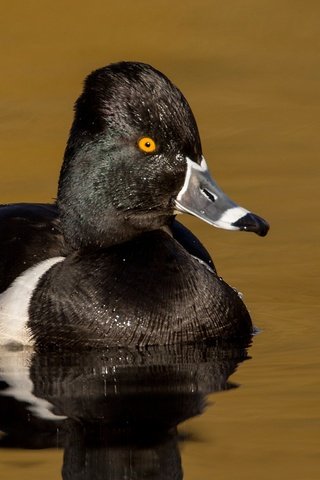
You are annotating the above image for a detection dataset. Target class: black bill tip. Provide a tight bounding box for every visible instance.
[232,213,270,237]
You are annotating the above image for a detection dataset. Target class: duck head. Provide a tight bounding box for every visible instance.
[58,62,269,248]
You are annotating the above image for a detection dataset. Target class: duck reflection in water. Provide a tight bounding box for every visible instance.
[0,341,249,479]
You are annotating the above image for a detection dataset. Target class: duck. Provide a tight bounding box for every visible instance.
[0,61,269,349]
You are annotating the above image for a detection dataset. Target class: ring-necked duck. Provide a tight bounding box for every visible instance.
[0,62,269,349]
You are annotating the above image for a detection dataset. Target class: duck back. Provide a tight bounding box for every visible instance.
[0,204,67,293]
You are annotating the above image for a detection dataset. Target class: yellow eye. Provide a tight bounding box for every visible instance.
[138,137,157,153]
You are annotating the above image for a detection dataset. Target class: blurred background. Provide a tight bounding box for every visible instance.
[0,1,319,479]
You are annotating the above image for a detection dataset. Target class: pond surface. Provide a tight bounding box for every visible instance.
[0,1,319,479]
[0,343,249,479]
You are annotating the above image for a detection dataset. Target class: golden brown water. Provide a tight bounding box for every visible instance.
[0,0,319,479]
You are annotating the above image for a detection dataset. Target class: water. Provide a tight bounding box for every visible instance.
[0,343,249,479]
[0,1,319,479]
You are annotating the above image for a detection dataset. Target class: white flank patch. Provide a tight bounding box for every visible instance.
[0,257,65,346]
[0,347,66,420]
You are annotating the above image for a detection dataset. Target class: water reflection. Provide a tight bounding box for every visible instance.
[0,341,250,479]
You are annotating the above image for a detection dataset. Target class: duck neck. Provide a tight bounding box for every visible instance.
[58,150,172,249]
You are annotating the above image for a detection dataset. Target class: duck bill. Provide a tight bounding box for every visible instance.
[174,157,269,237]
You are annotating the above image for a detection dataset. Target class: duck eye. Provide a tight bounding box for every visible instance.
[138,137,157,153]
